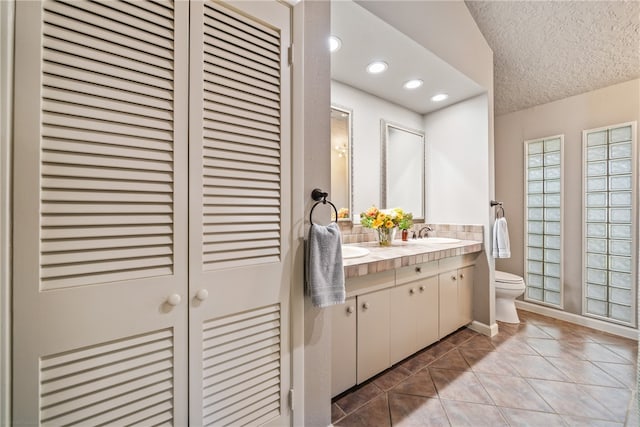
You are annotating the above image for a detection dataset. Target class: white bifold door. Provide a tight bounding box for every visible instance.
[12,1,292,425]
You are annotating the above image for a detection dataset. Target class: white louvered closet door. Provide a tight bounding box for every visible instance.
[13,1,189,425]
[188,1,292,425]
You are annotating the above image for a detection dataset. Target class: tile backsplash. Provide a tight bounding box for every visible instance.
[338,222,484,244]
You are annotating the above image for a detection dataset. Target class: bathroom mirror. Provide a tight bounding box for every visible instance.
[330,106,352,221]
[381,120,425,219]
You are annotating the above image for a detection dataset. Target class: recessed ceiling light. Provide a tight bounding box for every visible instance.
[329,36,342,52]
[431,93,449,102]
[366,61,388,74]
[403,79,423,90]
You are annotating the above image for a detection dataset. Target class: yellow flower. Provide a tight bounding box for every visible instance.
[372,218,383,228]
[385,220,394,228]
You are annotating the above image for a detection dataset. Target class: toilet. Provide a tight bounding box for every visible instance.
[495,270,526,323]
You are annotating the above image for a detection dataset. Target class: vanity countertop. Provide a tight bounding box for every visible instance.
[343,239,483,279]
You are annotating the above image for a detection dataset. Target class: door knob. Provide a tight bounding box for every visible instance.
[460,273,465,279]
[362,302,370,310]
[409,288,415,295]
[419,285,425,292]
[346,306,354,314]
[166,294,181,306]
[451,275,457,281]
[195,289,209,301]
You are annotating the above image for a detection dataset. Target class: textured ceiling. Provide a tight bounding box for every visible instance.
[465,1,640,116]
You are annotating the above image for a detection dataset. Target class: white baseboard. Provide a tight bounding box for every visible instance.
[515,300,639,341]
[468,320,499,337]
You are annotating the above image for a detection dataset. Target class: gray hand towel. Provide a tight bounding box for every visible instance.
[306,222,345,308]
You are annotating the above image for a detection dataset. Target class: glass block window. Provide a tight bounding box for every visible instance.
[524,136,563,307]
[583,123,637,326]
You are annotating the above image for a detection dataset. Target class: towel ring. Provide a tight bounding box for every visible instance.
[309,188,338,225]
[490,200,505,218]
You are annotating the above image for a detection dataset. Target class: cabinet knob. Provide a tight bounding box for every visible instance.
[166,294,181,306]
[346,306,354,314]
[362,302,370,310]
[195,289,209,301]
[409,288,415,295]
[451,275,457,281]
[419,285,425,292]
[415,267,422,273]
[459,273,465,279]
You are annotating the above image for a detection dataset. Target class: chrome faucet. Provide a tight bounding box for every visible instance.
[418,226,433,238]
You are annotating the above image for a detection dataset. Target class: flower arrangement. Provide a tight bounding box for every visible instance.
[360,206,412,246]
[397,210,413,230]
[360,206,397,229]
[337,207,350,219]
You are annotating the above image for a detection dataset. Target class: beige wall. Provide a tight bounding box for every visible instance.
[495,78,640,316]
[300,1,332,426]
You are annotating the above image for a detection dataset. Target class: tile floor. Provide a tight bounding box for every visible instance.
[331,310,639,426]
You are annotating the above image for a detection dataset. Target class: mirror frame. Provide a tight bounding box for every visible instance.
[330,104,353,222]
[381,120,426,220]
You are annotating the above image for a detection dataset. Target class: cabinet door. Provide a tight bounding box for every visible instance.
[13,1,189,424]
[188,1,293,425]
[357,289,390,383]
[415,276,439,349]
[439,271,459,338]
[389,284,418,365]
[458,266,474,327]
[331,297,357,397]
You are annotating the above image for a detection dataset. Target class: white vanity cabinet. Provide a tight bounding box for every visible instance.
[439,258,476,338]
[439,271,461,338]
[331,253,479,396]
[331,297,357,397]
[356,288,391,383]
[458,265,475,326]
[390,262,439,365]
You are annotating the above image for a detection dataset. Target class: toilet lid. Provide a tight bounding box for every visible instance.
[495,270,524,284]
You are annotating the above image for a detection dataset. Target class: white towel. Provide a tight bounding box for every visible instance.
[305,222,345,308]
[492,217,511,258]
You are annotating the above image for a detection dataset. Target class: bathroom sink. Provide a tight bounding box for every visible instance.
[341,245,370,259]
[409,237,462,245]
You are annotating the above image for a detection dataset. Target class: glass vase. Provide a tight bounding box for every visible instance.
[376,227,397,246]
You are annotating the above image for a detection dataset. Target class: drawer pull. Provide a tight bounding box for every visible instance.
[419,285,425,292]
[346,306,354,314]
[460,273,465,279]
[409,288,415,295]
[451,275,457,281]
[362,302,370,310]
[415,267,422,273]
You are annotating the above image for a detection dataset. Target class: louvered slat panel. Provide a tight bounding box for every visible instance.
[40,329,174,426]
[40,0,176,291]
[43,87,173,122]
[47,0,174,41]
[44,73,173,112]
[124,0,174,20]
[42,137,174,161]
[44,9,173,60]
[43,23,173,71]
[202,305,281,427]
[44,62,173,101]
[42,235,173,253]
[42,164,173,183]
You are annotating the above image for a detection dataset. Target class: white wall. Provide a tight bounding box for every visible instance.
[332,80,423,220]
[495,79,640,317]
[0,1,13,424]
[424,94,493,326]
[425,94,490,224]
[299,2,332,426]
